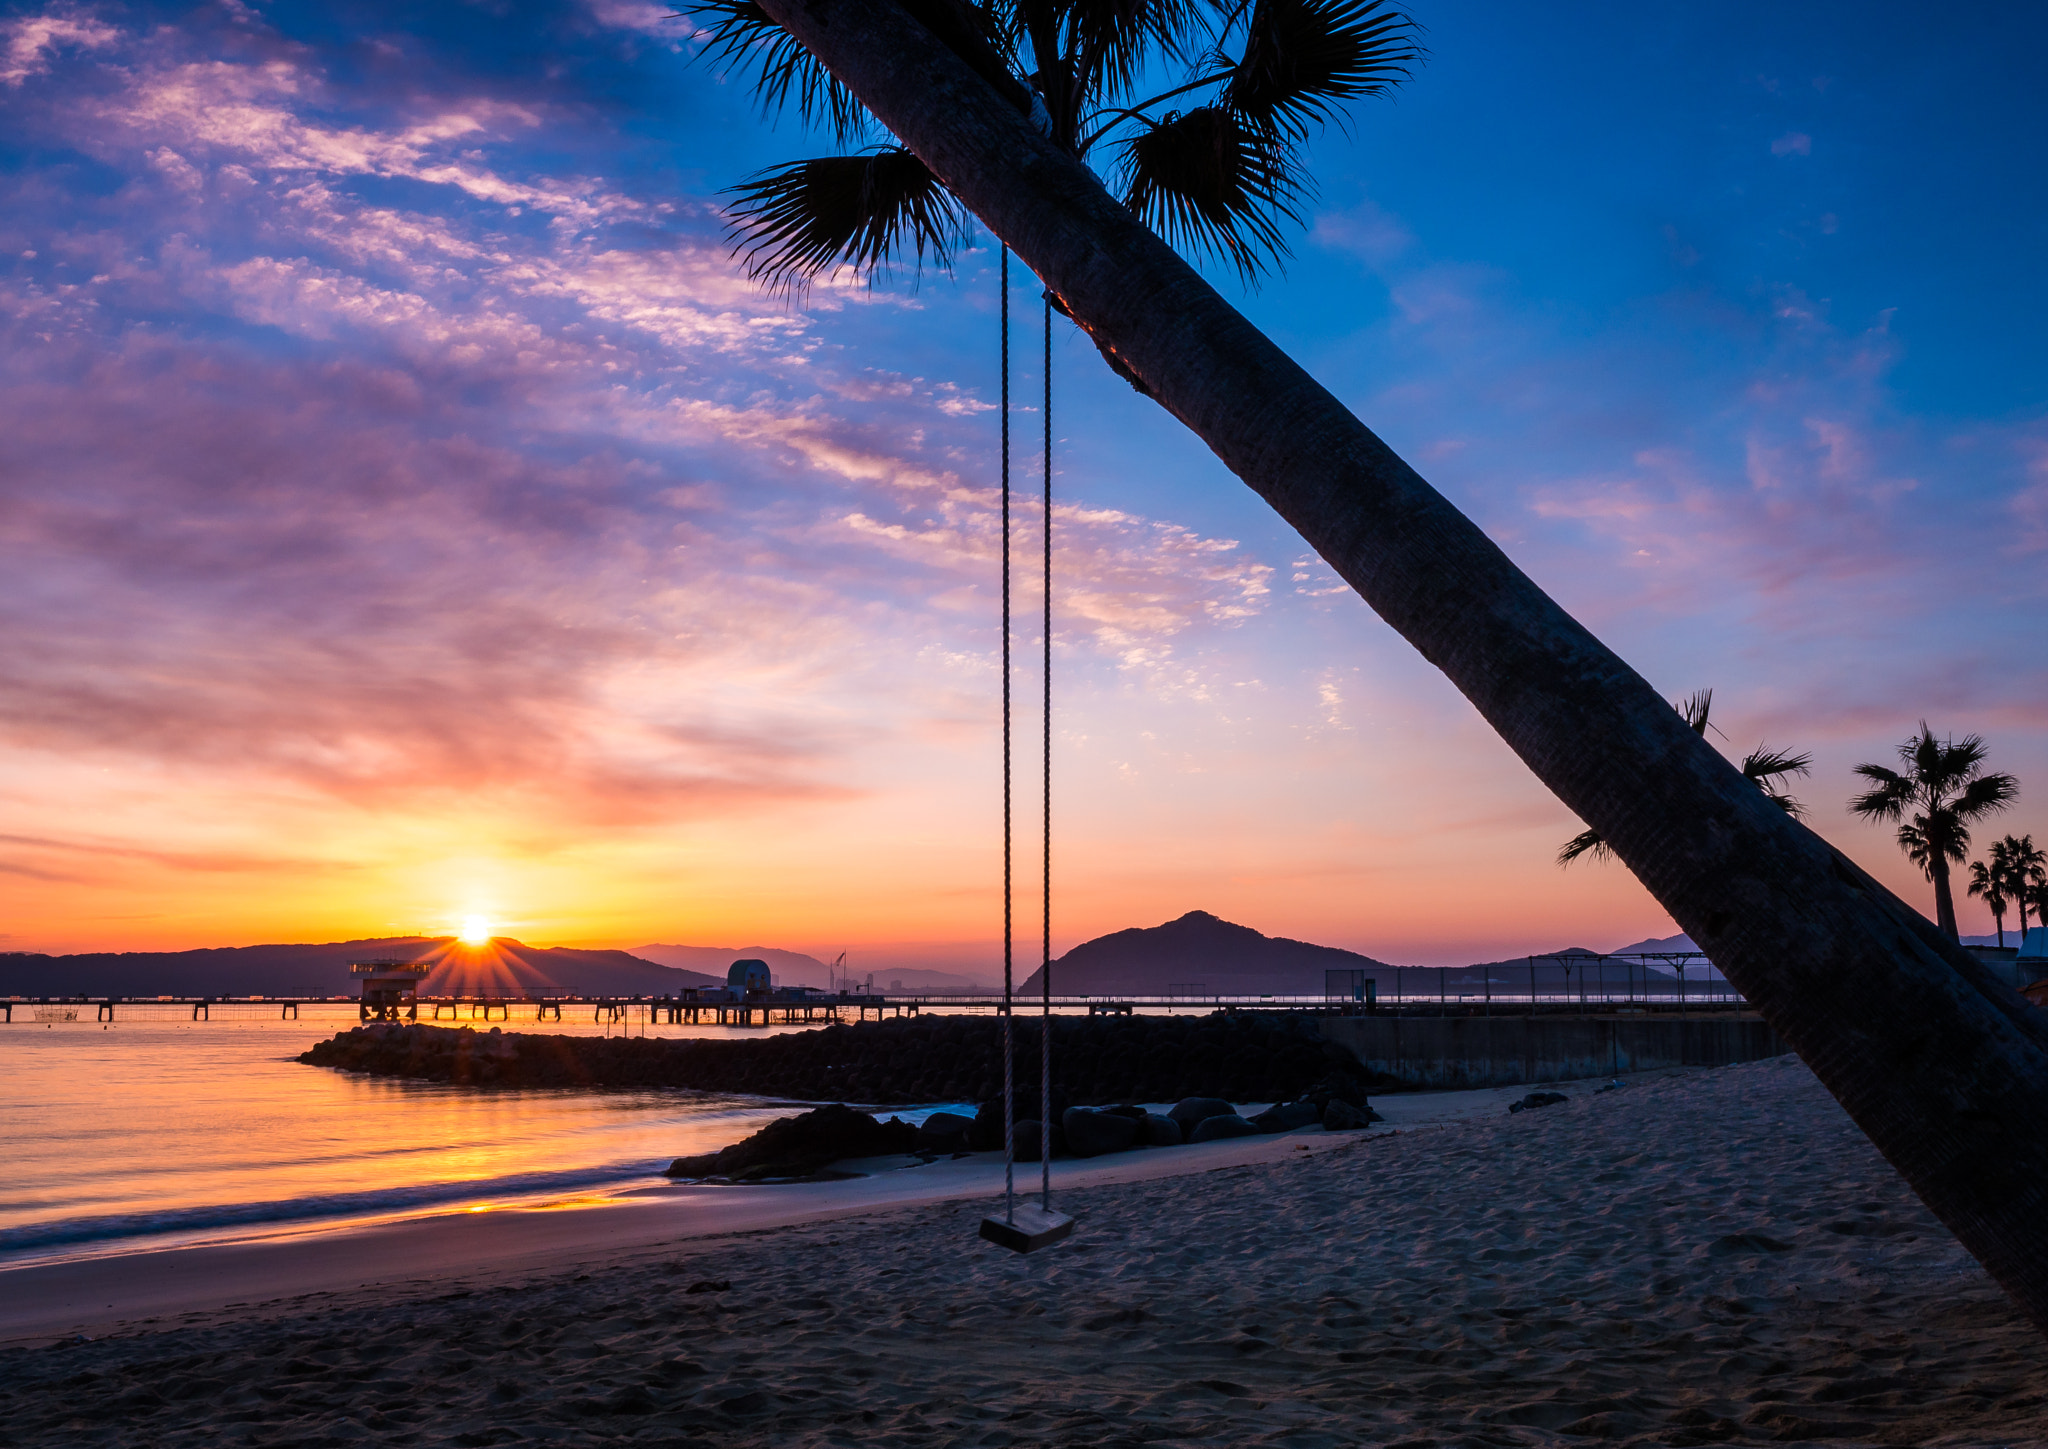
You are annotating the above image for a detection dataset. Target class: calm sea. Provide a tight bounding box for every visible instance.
[1,1007,966,1268]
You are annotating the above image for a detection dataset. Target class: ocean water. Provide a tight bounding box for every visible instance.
[0,1007,962,1268]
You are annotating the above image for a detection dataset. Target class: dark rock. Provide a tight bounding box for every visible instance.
[299,1012,1379,1109]
[1062,1107,1141,1157]
[967,1099,1006,1151]
[1188,1113,1261,1143]
[1322,1097,1373,1131]
[1168,1097,1236,1133]
[1011,1118,1052,1162]
[1303,1070,1375,1112]
[1251,1100,1322,1133]
[1143,1112,1182,1147]
[1507,1091,1569,1115]
[663,1103,917,1179]
[684,1280,730,1294]
[1100,1104,1149,1122]
[917,1111,972,1151]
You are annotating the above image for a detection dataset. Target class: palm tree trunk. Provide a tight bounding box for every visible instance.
[752,0,2048,1333]
[1934,858,1960,942]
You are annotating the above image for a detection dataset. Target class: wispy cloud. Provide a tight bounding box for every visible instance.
[1,9,115,88]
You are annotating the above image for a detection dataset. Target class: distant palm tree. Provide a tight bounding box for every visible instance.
[1851,724,2018,942]
[1559,689,1811,866]
[2003,833,2048,938]
[1969,856,2011,947]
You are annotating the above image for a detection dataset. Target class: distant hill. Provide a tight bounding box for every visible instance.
[629,944,832,989]
[1019,911,1394,997]
[0,937,722,998]
[1607,932,1698,957]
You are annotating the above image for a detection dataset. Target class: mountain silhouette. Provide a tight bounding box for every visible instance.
[0,937,723,997]
[630,943,832,987]
[1018,911,1394,997]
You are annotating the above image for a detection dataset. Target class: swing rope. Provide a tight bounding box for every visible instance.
[1000,245,1016,1226]
[1039,288,1053,1214]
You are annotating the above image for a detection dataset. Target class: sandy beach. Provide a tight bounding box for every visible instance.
[4,1056,2044,1446]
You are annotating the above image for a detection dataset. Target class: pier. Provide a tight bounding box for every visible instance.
[1,949,1756,1025]
[4,986,1753,1027]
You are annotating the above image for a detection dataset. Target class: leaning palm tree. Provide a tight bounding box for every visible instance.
[1850,724,2018,943]
[712,0,2048,1333]
[1559,688,1810,866]
[1969,855,2012,948]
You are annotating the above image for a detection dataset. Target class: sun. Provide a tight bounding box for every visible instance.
[458,915,493,946]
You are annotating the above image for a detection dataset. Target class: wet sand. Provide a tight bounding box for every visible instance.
[3,1056,2044,1446]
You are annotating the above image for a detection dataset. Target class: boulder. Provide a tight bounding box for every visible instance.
[917,1111,973,1152]
[968,1099,1006,1151]
[1011,1118,1051,1162]
[1303,1070,1376,1113]
[663,1103,919,1179]
[968,1089,1072,1151]
[1188,1113,1261,1144]
[1251,1100,1322,1133]
[1322,1097,1372,1131]
[1508,1091,1569,1115]
[1168,1097,1237,1133]
[1100,1104,1149,1122]
[1063,1107,1141,1157]
[1142,1112,1183,1147]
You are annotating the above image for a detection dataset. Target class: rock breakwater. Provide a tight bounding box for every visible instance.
[296,1011,1381,1106]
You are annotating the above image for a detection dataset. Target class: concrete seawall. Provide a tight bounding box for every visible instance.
[1314,1014,1789,1090]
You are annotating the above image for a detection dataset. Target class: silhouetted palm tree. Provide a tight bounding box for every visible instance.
[693,0,1421,292]
[1559,689,1810,866]
[1851,724,2018,942]
[722,0,2048,1336]
[1970,856,2011,947]
[2003,833,2048,938]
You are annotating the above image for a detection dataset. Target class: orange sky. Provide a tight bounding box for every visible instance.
[8,628,2039,970]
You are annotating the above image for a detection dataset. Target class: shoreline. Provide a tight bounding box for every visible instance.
[0,1076,1550,1345]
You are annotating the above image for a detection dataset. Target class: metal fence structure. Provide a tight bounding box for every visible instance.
[1325,953,1747,1011]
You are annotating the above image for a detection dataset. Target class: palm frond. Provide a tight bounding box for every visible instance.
[1065,0,1206,104]
[1954,770,2020,820]
[1741,746,1811,780]
[1119,106,1302,279]
[1849,764,1912,821]
[1223,0,1418,140]
[1677,687,1713,735]
[724,149,968,292]
[1900,720,1990,793]
[682,0,873,144]
[1737,744,1810,818]
[1557,827,1611,868]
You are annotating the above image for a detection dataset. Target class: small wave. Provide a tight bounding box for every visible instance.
[0,1161,663,1261]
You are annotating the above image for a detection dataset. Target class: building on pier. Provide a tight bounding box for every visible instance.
[351,959,433,1021]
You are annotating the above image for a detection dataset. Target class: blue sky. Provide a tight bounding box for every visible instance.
[1,0,2042,965]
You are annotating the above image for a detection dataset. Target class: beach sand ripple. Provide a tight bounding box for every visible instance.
[4,1056,2045,1446]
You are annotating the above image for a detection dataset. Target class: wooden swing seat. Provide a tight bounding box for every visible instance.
[979,1202,1075,1254]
